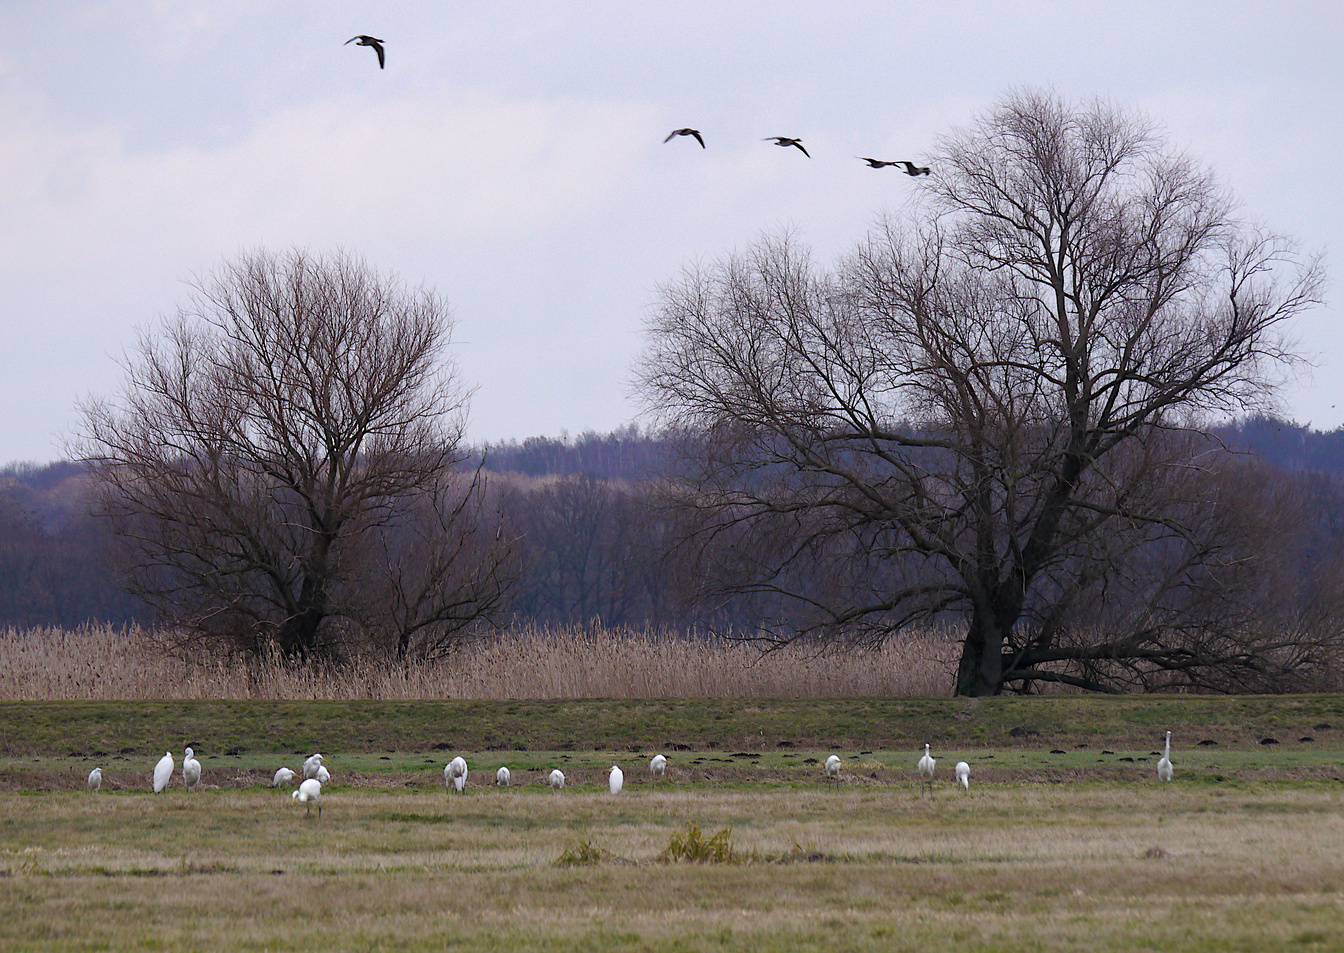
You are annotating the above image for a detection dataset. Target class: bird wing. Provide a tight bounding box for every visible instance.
[663,131,677,143]
[372,41,385,68]
[794,142,810,157]
[690,130,704,148]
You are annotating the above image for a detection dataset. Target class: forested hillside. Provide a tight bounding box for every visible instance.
[3,417,1344,641]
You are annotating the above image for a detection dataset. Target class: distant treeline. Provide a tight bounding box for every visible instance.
[3,416,1344,632]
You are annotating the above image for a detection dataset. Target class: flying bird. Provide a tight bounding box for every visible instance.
[445,756,468,793]
[548,768,565,792]
[649,753,667,786]
[153,751,174,793]
[87,767,103,792]
[496,766,511,788]
[955,761,970,791]
[608,765,624,795]
[664,128,705,148]
[292,778,323,817]
[858,157,902,168]
[182,747,201,792]
[894,161,931,176]
[272,767,296,787]
[1157,731,1174,782]
[764,136,810,157]
[824,755,842,780]
[345,35,386,69]
[917,744,936,796]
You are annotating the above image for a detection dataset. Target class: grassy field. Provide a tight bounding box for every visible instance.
[3,696,1344,952]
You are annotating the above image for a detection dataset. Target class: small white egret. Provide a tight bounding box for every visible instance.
[495,766,511,788]
[292,778,322,817]
[182,747,201,792]
[445,756,468,793]
[87,767,103,792]
[273,767,296,787]
[650,753,667,786]
[955,761,970,791]
[917,744,936,795]
[824,754,842,780]
[608,765,624,795]
[549,768,565,792]
[302,753,324,779]
[153,751,174,793]
[315,765,331,785]
[1157,730,1174,782]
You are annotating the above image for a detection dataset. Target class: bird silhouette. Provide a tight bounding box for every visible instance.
[445,756,468,793]
[608,765,624,795]
[649,753,667,786]
[345,35,385,69]
[858,157,902,168]
[153,751,174,793]
[664,128,705,148]
[87,767,103,792]
[894,161,931,176]
[292,778,322,817]
[824,754,842,780]
[272,767,296,787]
[764,136,810,157]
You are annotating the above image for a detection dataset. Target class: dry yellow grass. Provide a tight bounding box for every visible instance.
[0,623,962,700]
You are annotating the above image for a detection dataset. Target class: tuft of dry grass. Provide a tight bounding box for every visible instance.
[0,623,961,700]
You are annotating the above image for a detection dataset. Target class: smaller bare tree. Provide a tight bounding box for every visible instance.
[77,248,515,661]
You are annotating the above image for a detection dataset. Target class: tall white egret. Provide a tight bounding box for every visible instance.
[496,766,511,788]
[649,754,667,786]
[182,747,201,792]
[824,754,842,780]
[273,767,296,787]
[445,756,468,793]
[917,744,936,795]
[302,753,325,779]
[153,751,174,793]
[315,765,331,785]
[955,761,970,791]
[87,767,103,792]
[292,778,322,817]
[549,768,565,792]
[608,765,624,795]
[1157,731,1174,782]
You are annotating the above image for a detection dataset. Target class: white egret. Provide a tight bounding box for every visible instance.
[649,754,667,786]
[315,765,331,785]
[917,744,936,795]
[495,766,511,788]
[549,768,565,792]
[302,753,324,779]
[824,754,842,780]
[445,756,468,793]
[955,761,970,791]
[153,751,174,793]
[1157,731,1174,782]
[292,778,322,817]
[87,767,103,792]
[273,767,296,787]
[182,747,201,792]
[608,765,624,795]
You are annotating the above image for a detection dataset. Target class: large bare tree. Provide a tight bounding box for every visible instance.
[638,90,1324,695]
[77,248,515,661]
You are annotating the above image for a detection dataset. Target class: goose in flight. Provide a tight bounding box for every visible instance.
[664,128,705,148]
[858,157,902,168]
[345,35,386,69]
[764,136,810,157]
[894,161,931,176]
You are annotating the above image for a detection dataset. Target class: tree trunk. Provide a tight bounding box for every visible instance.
[954,609,1005,696]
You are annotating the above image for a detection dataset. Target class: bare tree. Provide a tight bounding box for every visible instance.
[637,90,1324,695]
[77,248,515,661]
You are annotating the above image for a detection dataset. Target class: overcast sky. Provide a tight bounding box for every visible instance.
[2,2,1340,465]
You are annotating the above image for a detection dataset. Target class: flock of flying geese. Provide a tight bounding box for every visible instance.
[342,33,931,175]
[81,734,1177,817]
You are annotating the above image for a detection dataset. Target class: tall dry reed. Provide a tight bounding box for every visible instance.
[0,623,960,700]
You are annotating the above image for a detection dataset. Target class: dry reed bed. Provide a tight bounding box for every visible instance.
[0,623,960,700]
